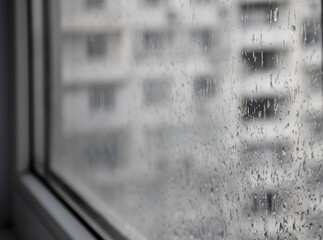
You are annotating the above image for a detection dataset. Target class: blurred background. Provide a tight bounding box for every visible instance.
[6,0,323,240]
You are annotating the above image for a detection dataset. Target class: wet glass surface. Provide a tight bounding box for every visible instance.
[51,0,323,239]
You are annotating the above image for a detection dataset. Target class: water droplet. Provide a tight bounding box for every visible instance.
[258,111,262,118]
[273,8,279,22]
[282,147,286,156]
[282,202,287,211]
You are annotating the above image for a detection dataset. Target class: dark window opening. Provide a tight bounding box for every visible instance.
[191,29,217,51]
[302,19,322,47]
[307,68,323,90]
[87,34,107,59]
[308,115,323,138]
[241,2,279,25]
[194,75,216,98]
[313,121,323,135]
[251,191,280,213]
[242,50,282,72]
[242,97,281,121]
[89,85,115,111]
[142,30,173,51]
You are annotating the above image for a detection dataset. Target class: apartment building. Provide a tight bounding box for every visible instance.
[56,0,322,239]
[230,0,322,239]
[57,0,230,239]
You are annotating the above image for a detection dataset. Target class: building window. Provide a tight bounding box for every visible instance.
[89,86,115,111]
[251,191,281,213]
[86,34,107,59]
[242,50,282,72]
[241,2,279,25]
[142,30,173,52]
[302,19,322,47]
[85,133,121,169]
[242,144,287,167]
[242,97,283,121]
[85,0,105,10]
[307,68,323,91]
[194,75,216,99]
[143,80,171,105]
[191,29,216,52]
[144,0,167,7]
[310,117,323,138]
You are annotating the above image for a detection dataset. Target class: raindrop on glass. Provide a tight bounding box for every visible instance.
[273,8,279,22]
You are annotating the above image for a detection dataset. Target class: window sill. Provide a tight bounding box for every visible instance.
[13,174,100,240]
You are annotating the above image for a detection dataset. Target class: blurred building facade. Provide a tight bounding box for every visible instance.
[229,0,322,239]
[56,0,322,239]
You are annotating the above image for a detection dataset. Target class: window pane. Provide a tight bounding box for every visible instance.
[50,0,323,239]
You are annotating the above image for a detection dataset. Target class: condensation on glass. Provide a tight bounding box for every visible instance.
[51,0,323,239]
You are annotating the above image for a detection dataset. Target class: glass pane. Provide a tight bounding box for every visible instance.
[50,0,323,239]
